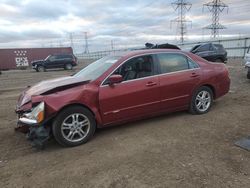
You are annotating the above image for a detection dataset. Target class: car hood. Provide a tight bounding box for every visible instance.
[18,76,90,107]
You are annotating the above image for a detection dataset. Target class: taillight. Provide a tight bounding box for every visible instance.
[72,59,75,63]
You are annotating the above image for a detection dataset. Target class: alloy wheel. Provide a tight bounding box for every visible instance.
[61,113,90,142]
[195,90,211,112]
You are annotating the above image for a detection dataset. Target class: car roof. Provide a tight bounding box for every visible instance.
[113,49,186,59]
[52,54,73,56]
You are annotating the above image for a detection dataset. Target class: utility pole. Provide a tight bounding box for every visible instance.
[203,0,228,38]
[84,32,89,54]
[171,0,192,44]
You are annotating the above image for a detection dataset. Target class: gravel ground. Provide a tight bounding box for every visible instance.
[0,59,250,188]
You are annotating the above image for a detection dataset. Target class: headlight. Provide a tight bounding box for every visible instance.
[19,102,45,125]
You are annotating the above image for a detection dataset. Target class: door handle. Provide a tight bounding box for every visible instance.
[191,72,199,78]
[146,81,157,87]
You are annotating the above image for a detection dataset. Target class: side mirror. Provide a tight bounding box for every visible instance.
[108,74,123,85]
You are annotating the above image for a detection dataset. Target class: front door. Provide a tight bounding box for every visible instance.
[99,54,161,125]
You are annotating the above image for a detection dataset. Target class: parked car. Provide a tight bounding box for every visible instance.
[16,49,230,148]
[244,45,250,79]
[190,43,227,63]
[31,54,77,72]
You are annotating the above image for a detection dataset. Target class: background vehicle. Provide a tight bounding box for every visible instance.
[31,54,77,72]
[244,45,250,79]
[190,43,227,63]
[16,49,230,148]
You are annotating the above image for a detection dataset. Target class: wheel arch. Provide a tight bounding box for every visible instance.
[54,103,102,127]
[201,84,216,99]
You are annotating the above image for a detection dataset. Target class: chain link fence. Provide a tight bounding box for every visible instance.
[75,37,250,62]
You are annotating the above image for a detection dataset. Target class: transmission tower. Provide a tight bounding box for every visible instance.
[203,0,228,38]
[171,0,192,44]
[84,32,89,54]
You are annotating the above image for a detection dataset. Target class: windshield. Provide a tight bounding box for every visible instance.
[73,56,120,81]
[45,55,51,61]
[190,45,200,52]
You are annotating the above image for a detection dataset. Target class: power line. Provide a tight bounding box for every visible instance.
[171,0,192,44]
[203,0,229,38]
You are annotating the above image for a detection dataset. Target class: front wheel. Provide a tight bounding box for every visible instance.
[189,86,213,114]
[37,66,45,72]
[52,106,96,147]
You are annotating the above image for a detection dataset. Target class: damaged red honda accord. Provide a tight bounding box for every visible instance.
[15,49,230,148]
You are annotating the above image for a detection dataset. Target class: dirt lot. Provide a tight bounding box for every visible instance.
[0,59,250,188]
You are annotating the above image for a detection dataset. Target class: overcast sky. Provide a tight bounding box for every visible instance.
[0,0,249,53]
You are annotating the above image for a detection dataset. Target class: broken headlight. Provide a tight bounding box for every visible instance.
[19,102,45,125]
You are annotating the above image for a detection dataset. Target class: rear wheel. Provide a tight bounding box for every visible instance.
[65,64,73,70]
[52,106,96,147]
[37,66,45,72]
[189,86,213,114]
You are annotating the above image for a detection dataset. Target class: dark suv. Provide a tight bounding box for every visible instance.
[31,54,77,72]
[190,43,227,63]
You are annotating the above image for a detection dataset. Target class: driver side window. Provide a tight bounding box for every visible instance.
[114,55,155,81]
[49,56,56,61]
[103,55,155,85]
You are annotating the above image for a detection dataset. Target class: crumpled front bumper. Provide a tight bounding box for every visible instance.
[15,110,52,149]
[27,126,51,149]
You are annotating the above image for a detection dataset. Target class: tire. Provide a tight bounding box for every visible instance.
[52,106,96,147]
[65,64,73,70]
[189,86,213,115]
[37,66,45,72]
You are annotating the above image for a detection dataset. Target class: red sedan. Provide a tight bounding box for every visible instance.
[16,49,230,147]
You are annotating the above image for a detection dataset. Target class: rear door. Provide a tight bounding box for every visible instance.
[99,54,161,125]
[63,55,73,66]
[156,53,201,111]
[54,55,65,68]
